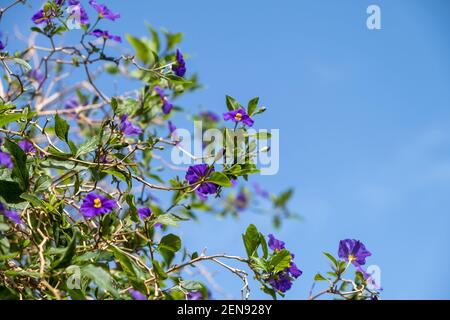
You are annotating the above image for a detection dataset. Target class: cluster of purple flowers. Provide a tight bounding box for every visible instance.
[223,108,254,127]
[185,164,219,199]
[31,0,120,43]
[267,234,302,293]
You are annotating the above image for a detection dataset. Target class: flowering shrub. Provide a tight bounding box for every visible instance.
[0,0,381,300]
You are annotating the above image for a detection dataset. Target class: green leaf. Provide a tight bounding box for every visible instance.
[4,139,29,190]
[110,246,145,282]
[166,74,191,84]
[55,114,70,144]
[207,172,231,187]
[152,260,168,279]
[242,224,260,257]
[154,213,187,227]
[0,102,16,112]
[314,273,327,281]
[146,23,160,52]
[159,234,181,253]
[20,193,47,208]
[11,58,31,72]
[225,95,239,111]
[259,233,269,259]
[82,264,119,298]
[51,231,78,269]
[126,34,150,64]
[250,256,268,272]
[269,249,292,273]
[274,188,293,208]
[179,280,203,291]
[0,113,24,127]
[34,175,52,193]
[111,97,118,113]
[124,194,139,221]
[0,180,23,203]
[247,97,259,116]
[251,132,272,140]
[75,136,99,157]
[323,252,338,268]
[164,31,183,51]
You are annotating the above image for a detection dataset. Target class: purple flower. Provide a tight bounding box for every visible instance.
[80,193,117,218]
[185,164,218,197]
[288,257,302,278]
[90,29,121,42]
[235,190,248,211]
[268,234,285,251]
[0,33,6,50]
[120,114,142,136]
[128,289,147,300]
[32,9,51,25]
[269,273,293,293]
[172,49,186,77]
[18,140,36,154]
[187,291,203,300]
[200,111,220,122]
[0,151,12,169]
[68,0,89,25]
[338,239,372,266]
[168,121,176,135]
[253,182,269,199]
[137,207,151,219]
[29,69,44,84]
[89,0,120,21]
[65,97,80,109]
[356,266,382,290]
[137,207,162,228]
[223,108,254,126]
[154,86,173,114]
[0,203,22,225]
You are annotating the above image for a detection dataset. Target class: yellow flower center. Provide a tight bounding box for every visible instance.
[234,112,242,121]
[348,254,355,262]
[93,198,102,208]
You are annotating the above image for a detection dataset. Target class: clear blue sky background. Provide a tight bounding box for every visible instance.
[2,0,450,299]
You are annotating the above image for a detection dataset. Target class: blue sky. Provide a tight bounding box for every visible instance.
[2,0,450,299]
